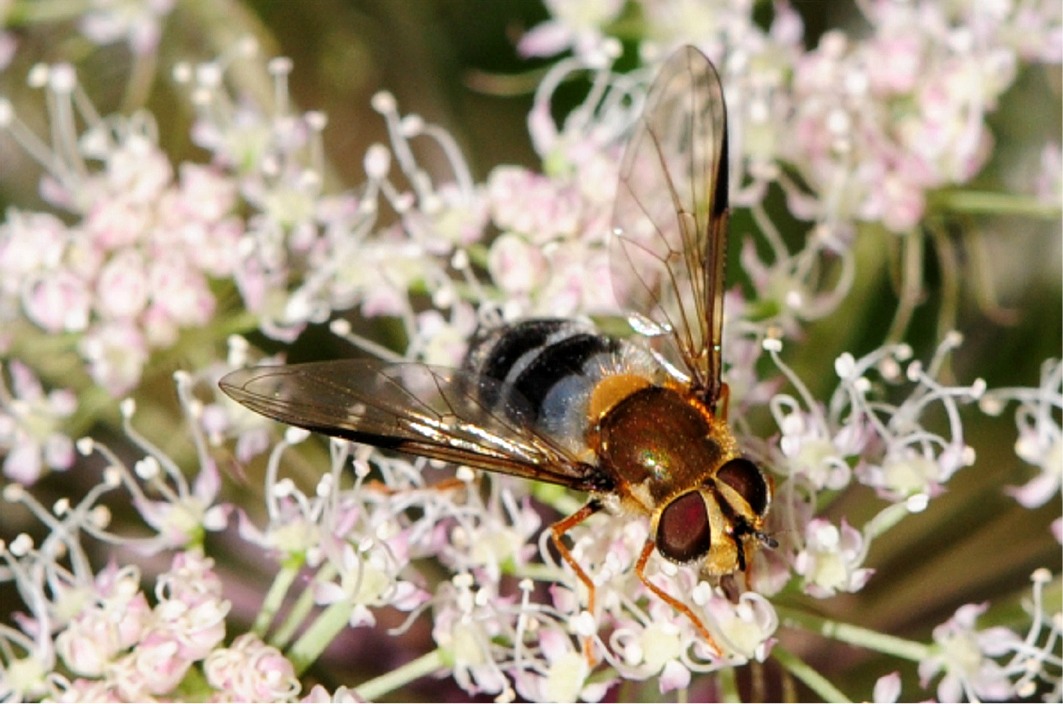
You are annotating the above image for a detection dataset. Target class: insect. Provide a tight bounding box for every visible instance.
[220,46,773,657]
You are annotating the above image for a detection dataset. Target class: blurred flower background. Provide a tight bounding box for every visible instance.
[0,0,1060,701]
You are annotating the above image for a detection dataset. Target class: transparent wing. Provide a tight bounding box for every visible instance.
[219,360,602,492]
[611,46,730,407]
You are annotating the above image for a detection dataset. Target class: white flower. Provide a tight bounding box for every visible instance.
[702,592,778,662]
[517,0,624,58]
[982,359,1063,509]
[794,518,874,598]
[79,0,175,54]
[1002,569,1063,700]
[431,576,510,696]
[514,627,610,702]
[872,671,902,703]
[0,361,76,484]
[919,602,1020,702]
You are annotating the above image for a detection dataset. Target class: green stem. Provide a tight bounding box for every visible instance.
[287,599,355,676]
[886,228,924,344]
[355,648,447,701]
[928,220,960,350]
[932,190,1062,219]
[772,644,853,703]
[508,561,566,584]
[175,660,212,700]
[716,664,740,702]
[776,605,931,662]
[530,481,584,516]
[863,500,914,543]
[273,562,337,650]
[253,561,301,638]
[120,43,159,112]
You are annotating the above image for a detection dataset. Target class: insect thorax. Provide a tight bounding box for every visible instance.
[595,385,737,505]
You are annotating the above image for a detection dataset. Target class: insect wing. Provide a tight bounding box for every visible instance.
[219,360,598,491]
[611,46,729,406]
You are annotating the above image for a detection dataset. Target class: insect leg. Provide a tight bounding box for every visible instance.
[550,500,603,662]
[634,539,723,657]
[362,476,470,495]
[740,531,778,592]
[717,381,731,420]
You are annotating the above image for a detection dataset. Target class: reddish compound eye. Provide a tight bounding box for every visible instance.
[716,457,769,517]
[656,491,712,563]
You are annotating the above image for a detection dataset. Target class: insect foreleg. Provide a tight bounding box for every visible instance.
[634,539,724,657]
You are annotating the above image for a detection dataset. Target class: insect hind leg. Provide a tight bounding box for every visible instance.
[549,500,603,663]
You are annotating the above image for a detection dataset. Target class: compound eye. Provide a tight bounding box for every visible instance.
[656,491,712,563]
[715,458,770,517]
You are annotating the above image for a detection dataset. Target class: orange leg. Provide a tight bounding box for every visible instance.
[550,501,602,663]
[717,382,731,420]
[363,476,468,495]
[635,539,723,657]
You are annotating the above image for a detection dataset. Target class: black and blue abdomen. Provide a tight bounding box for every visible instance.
[464,319,633,452]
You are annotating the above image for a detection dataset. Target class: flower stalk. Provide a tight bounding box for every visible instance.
[355,648,447,701]
[771,645,853,703]
[774,606,932,663]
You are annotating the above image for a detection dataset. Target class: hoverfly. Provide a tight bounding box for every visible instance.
[220,46,773,657]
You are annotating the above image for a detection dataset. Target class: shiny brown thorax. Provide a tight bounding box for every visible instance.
[592,380,769,577]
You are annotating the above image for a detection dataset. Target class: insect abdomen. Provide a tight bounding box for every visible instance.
[465,319,629,450]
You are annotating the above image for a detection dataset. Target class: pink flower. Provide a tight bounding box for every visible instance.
[95,249,149,320]
[24,270,92,333]
[204,633,300,702]
[114,630,192,698]
[487,166,585,244]
[0,211,68,289]
[701,591,778,662]
[147,252,216,327]
[85,194,151,251]
[78,322,149,397]
[872,671,902,703]
[412,304,477,368]
[150,552,230,662]
[984,359,1063,509]
[54,565,151,677]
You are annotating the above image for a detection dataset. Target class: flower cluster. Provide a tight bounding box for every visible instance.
[0,489,230,701]
[522,0,1061,232]
[56,552,230,701]
[919,569,1063,702]
[0,0,1059,702]
[0,64,241,396]
[757,333,985,603]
